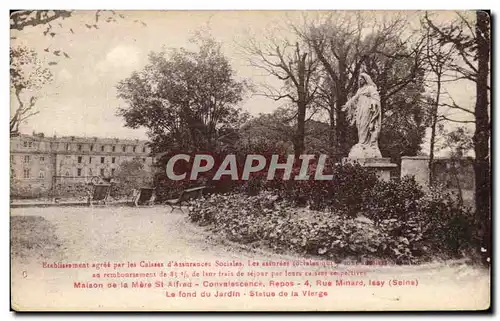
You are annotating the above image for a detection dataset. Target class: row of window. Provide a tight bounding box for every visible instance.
[15,155,147,164]
[69,167,118,178]
[16,155,45,164]
[23,168,44,179]
[22,141,148,153]
[21,167,117,179]
[76,156,147,164]
[20,155,42,164]
[61,168,115,177]
[76,144,147,153]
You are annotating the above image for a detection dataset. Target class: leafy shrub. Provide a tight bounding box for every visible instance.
[188,183,479,263]
[112,159,153,198]
[11,181,36,199]
[329,164,379,215]
[264,162,378,214]
[361,176,425,224]
[417,189,479,256]
[163,155,478,262]
[52,183,90,199]
[190,193,404,262]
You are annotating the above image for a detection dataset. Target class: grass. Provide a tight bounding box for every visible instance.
[10,216,62,262]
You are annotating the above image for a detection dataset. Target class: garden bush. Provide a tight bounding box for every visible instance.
[156,154,478,262]
[361,176,425,224]
[188,179,479,263]
[417,188,479,256]
[187,192,416,262]
[263,162,379,214]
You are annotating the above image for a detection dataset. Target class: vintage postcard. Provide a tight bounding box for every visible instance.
[10,10,491,311]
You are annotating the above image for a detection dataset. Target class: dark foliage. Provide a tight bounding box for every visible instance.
[187,165,480,262]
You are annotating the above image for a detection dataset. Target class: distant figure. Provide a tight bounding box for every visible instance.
[341,73,382,159]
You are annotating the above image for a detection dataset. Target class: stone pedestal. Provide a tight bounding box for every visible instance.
[342,157,397,182]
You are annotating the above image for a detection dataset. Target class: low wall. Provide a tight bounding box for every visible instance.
[401,156,475,190]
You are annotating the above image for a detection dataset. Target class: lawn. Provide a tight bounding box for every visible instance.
[10,215,63,262]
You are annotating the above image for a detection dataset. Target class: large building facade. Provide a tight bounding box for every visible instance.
[10,133,154,194]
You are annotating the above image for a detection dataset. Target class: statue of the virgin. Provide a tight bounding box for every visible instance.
[341,73,382,159]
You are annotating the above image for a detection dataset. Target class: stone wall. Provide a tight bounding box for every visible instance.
[401,156,475,192]
[401,157,430,187]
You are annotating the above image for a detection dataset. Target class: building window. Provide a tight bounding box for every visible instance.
[133,146,136,152]
[78,156,82,164]
[142,158,146,163]
[77,144,82,151]
[77,168,82,177]
[65,170,70,177]
[24,155,30,163]
[89,157,92,164]
[143,147,146,153]
[39,171,45,179]
[23,141,34,148]
[89,168,93,176]
[122,145,126,152]
[112,157,116,164]
[101,145,105,152]
[40,156,45,163]
[112,146,116,152]
[101,157,105,164]
[111,168,115,176]
[90,144,94,151]
[100,169,105,176]
[23,168,30,179]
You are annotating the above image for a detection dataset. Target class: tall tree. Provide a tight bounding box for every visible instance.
[239,107,296,154]
[242,30,320,157]
[362,34,427,167]
[421,21,456,185]
[313,73,338,154]
[238,107,330,155]
[296,12,410,158]
[116,35,247,153]
[425,11,491,259]
[10,46,53,135]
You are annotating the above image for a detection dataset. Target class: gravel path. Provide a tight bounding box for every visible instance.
[10,206,490,311]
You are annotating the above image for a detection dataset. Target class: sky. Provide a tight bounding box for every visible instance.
[10,10,478,155]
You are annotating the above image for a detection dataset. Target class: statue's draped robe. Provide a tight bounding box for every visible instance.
[343,82,382,158]
[354,85,381,146]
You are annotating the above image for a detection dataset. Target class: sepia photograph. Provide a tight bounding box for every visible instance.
[9,9,491,311]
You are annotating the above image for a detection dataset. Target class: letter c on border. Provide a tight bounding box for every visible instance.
[166,154,190,181]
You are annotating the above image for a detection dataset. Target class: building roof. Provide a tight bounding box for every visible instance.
[12,133,150,145]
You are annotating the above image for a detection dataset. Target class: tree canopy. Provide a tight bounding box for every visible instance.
[116,35,248,153]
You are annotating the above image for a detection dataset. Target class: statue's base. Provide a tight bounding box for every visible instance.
[342,157,397,181]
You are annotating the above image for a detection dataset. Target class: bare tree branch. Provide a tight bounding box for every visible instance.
[10,10,72,31]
